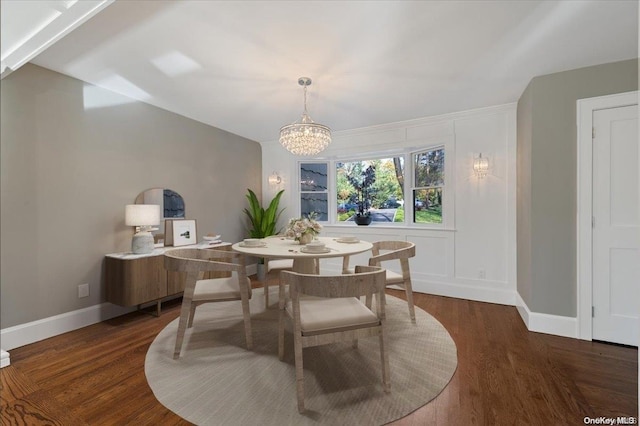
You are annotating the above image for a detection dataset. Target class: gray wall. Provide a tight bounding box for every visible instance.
[1,64,262,328]
[517,59,638,317]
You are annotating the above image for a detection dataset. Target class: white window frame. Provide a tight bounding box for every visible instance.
[409,145,447,228]
[295,141,453,229]
[298,161,330,222]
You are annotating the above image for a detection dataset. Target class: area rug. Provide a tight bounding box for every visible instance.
[145,289,457,425]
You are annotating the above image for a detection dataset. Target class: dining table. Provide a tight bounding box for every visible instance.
[232,236,373,274]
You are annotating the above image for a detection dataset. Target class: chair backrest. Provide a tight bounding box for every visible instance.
[164,248,245,274]
[164,248,249,295]
[281,265,386,300]
[368,241,415,281]
[368,240,415,265]
[342,241,416,274]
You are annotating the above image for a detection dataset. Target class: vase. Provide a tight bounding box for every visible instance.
[256,262,267,282]
[298,233,313,245]
[355,215,372,226]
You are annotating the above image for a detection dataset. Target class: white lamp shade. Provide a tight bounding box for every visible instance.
[125,204,160,227]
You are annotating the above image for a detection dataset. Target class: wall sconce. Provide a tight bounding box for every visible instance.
[473,153,489,178]
[125,204,160,254]
[268,171,282,185]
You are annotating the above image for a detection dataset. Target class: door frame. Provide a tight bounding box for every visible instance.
[576,91,638,341]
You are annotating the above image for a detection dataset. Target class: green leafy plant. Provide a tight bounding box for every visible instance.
[243,189,285,238]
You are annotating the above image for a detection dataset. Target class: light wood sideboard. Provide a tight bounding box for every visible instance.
[105,243,231,314]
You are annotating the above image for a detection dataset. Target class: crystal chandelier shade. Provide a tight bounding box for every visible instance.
[473,153,489,178]
[279,77,332,156]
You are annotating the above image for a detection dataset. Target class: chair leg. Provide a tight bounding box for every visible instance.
[187,303,197,328]
[379,329,391,393]
[264,277,270,307]
[278,309,285,361]
[173,297,193,359]
[352,339,358,349]
[365,293,373,309]
[404,279,416,322]
[241,295,253,350]
[294,331,305,413]
[278,282,286,361]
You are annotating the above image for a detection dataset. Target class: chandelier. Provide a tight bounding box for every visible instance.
[279,77,331,156]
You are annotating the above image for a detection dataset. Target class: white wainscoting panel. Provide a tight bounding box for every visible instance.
[409,233,451,277]
[320,225,514,305]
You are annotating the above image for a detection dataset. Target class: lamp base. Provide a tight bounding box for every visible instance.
[132,231,155,254]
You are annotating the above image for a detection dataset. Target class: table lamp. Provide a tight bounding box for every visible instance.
[125,204,160,254]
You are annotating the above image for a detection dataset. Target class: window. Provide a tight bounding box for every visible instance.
[299,163,328,221]
[296,145,446,226]
[335,157,404,223]
[412,147,444,224]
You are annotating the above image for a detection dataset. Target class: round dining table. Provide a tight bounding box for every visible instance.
[232,236,373,274]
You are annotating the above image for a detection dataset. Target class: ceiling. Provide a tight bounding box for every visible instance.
[2,1,638,144]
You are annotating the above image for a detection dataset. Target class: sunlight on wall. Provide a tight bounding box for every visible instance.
[83,74,150,109]
[83,83,135,109]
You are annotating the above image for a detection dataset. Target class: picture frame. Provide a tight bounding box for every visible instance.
[164,219,197,247]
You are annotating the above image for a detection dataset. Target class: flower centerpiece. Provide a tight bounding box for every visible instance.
[285,212,322,244]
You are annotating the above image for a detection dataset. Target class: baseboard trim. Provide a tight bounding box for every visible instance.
[413,279,516,306]
[0,270,577,351]
[515,293,578,338]
[0,303,136,351]
[0,350,9,368]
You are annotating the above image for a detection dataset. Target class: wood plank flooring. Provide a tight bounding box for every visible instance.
[1,282,637,425]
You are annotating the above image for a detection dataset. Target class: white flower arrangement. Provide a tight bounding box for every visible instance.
[284,212,322,242]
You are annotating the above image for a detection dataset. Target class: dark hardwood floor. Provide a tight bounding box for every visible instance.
[1,280,637,425]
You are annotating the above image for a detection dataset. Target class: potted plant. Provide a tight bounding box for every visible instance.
[243,188,284,280]
[346,165,376,225]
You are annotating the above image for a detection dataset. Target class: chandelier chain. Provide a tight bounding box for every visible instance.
[303,85,308,115]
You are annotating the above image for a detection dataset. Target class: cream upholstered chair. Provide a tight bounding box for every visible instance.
[164,248,253,359]
[278,266,390,413]
[262,258,293,306]
[263,255,320,306]
[343,241,417,322]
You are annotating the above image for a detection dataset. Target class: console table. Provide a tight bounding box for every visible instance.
[105,243,231,315]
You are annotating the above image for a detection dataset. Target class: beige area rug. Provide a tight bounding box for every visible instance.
[145,289,457,426]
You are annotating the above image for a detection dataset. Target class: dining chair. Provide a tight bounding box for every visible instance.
[164,248,253,359]
[262,257,293,307]
[343,240,417,322]
[278,265,390,413]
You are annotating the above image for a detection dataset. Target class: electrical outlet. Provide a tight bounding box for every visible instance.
[78,283,89,298]
[478,269,486,279]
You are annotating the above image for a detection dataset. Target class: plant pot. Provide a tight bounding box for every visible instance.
[256,263,267,282]
[354,215,372,226]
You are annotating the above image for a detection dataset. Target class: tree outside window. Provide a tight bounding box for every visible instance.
[413,148,444,224]
[336,157,404,223]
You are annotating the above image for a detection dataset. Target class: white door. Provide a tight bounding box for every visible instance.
[592,104,639,346]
